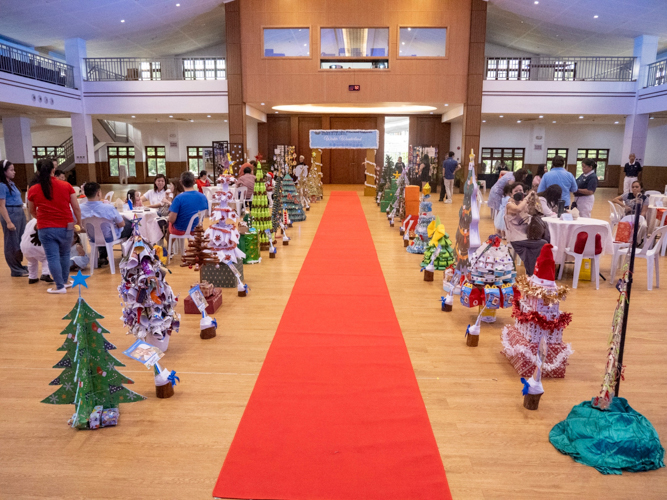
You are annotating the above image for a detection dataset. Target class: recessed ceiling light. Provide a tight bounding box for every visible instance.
[176,3,180,6]
[444,103,449,106]
[552,120,557,123]
[131,115,135,118]
[260,103,265,105]
[614,121,619,124]
[430,112,434,114]
[207,115,211,118]
[534,1,539,4]
[169,115,173,118]
[579,116,584,119]
[224,119,228,122]
[275,111,279,113]
[304,44,307,47]
[517,120,521,123]
[482,120,486,123]
[121,19,125,23]
[190,119,194,122]
[499,115,504,118]
[539,115,543,118]
[273,104,436,114]
[594,15,598,18]
[407,28,411,31]
[650,116,655,119]
[402,42,405,45]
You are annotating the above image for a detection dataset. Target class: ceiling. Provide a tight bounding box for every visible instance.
[487,0,667,57]
[0,0,226,58]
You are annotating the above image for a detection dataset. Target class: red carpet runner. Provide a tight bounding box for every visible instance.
[213,192,451,500]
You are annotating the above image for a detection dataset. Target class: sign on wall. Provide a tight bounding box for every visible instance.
[309,129,379,149]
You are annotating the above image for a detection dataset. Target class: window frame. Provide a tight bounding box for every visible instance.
[32,146,66,169]
[480,147,526,175]
[485,57,531,81]
[182,58,226,80]
[145,146,167,178]
[576,148,609,181]
[397,26,448,60]
[546,148,569,170]
[187,146,210,174]
[261,27,312,60]
[107,145,136,178]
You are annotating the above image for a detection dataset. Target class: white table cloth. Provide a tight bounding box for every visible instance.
[120,208,163,244]
[543,217,614,264]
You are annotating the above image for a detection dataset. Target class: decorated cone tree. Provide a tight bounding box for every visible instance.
[378,154,395,203]
[180,225,219,271]
[251,164,272,249]
[381,173,398,213]
[388,171,407,224]
[43,273,145,429]
[271,174,284,232]
[281,173,306,222]
[421,218,456,271]
[455,150,481,273]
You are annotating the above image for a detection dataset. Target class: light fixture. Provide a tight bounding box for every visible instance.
[594,15,598,18]
[407,27,411,31]
[614,121,619,124]
[260,102,265,105]
[444,103,449,107]
[275,111,279,113]
[224,119,228,122]
[304,44,307,47]
[131,115,135,118]
[539,115,543,118]
[169,115,173,118]
[650,116,655,119]
[499,115,504,118]
[482,120,486,123]
[272,104,437,114]
[579,116,584,119]
[121,19,125,23]
[517,120,521,123]
[552,120,557,123]
[207,115,211,118]
[176,3,180,5]
[402,42,405,45]
[534,1,539,4]
[190,119,194,122]
[430,112,434,114]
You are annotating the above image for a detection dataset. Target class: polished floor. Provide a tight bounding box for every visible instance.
[0,185,665,499]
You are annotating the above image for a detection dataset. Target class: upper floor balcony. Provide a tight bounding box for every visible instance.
[84,57,226,82]
[485,56,636,82]
[0,42,75,88]
[646,60,666,88]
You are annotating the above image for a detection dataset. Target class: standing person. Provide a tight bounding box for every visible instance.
[141,174,168,208]
[505,185,549,276]
[196,170,211,193]
[27,159,82,293]
[573,159,598,218]
[294,155,308,184]
[532,164,546,191]
[439,151,460,203]
[118,161,128,185]
[419,154,431,190]
[537,155,577,208]
[0,160,28,276]
[487,168,528,217]
[394,156,405,174]
[167,171,209,236]
[623,153,642,195]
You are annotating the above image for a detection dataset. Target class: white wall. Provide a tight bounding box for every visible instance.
[176,43,226,58]
[246,117,259,160]
[449,121,463,162]
[645,120,667,167]
[31,127,72,145]
[480,122,626,165]
[485,43,537,58]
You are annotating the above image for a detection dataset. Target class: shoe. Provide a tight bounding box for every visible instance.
[11,272,29,277]
[47,287,67,294]
[64,281,74,289]
[445,200,453,204]
[29,278,39,284]
[40,275,54,283]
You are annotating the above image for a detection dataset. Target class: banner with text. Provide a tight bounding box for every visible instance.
[309,129,379,149]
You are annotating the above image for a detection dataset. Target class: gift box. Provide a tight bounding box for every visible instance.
[200,261,244,288]
[101,408,119,427]
[239,232,260,264]
[184,287,222,314]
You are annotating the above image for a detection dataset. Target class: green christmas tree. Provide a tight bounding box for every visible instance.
[388,172,406,220]
[282,174,306,222]
[422,218,456,270]
[42,293,145,429]
[381,174,397,213]
[378,154,395,203]
[250,164,272,248]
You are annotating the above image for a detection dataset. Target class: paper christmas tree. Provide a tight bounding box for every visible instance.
[180,225,219,271]
[381,175,397,213]
[389,171,407,221]
[378,154,395,203]
[407,194,435,254]
[206,179,247,265]
[304,165,321,202]
[455,150,481,272]
[118,233,180,346]
[421,219,455,270]
[250,164,273,248]
[281,174,306,222]
[42,286,145,429]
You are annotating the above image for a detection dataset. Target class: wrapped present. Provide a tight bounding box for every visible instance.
[200,261,244,288]
[198,281,215,298]
[184,287,222,314]
[101,408,119,427]
[484,285,501,309]
[89,405,103,430]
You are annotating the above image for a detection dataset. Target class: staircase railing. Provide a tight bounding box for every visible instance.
[0,42,75,88]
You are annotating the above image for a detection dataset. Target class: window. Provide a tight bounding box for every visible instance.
[486,58,531,80]
[32,146,66,168]
[183,58,226,80]
[320,28,389,57]
[553,61,576,81]
[187,147,209,173]
[263,28,310,57]
[108,146,136,177]
[140,61,161,80]
[399,28,446,57]
[480,148,525,174]
[146,146,166,177]
[576,149,609,181]
[546,148,569,170]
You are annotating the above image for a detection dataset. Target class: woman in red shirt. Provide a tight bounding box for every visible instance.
[27,159,82,294]
[195,170,211,193]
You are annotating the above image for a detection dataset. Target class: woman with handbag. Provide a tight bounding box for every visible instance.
[505,183,549,276]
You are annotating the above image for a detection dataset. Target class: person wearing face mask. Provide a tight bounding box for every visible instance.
[573,158,598,218]
[504,183,549,276]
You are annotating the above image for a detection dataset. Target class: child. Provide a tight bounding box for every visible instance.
[124,189,143,211]
[19,218,53,284]
[70,233,90,271]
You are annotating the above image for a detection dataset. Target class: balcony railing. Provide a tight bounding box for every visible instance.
[646,60,666,88]
[84,57,226,82]
[485,56,636,82]
[0,43,75,88]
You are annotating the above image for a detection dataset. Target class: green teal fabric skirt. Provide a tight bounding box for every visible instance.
[550,397,665,475]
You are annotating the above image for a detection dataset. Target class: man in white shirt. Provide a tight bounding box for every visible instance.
[294,155,308,184]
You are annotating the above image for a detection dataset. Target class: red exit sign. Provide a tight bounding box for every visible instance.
[348,85,360,91]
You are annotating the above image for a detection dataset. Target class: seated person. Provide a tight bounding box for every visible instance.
[167,171,209,236]
[504,183,550,276]
[196,170,211,193]
[70,233,89,271]
[141,174,168,208]
[80,182,133,267]
[537,185,562,217]
[613,180,648,217]
[237,166,256,200]
[124,189,143,211]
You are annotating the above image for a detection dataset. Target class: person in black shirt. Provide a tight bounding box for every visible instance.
[573,158,598,217]
[394,157,405,174]
[623,153,642,195]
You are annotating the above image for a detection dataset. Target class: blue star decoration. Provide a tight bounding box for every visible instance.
[70,270,91,290]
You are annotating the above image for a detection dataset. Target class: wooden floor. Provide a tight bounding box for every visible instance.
[1,185,666,499]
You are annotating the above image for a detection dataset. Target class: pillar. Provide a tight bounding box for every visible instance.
[225,1,246,155]
[64,38,87,89]
[2,116,33,190]
[633,35,659,89]
[71,113,96,183]
[462,0,487,171]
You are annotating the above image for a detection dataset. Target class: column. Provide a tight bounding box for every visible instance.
[71,113,96,183]
[462,0,487,175]
[225,0,246,155]
[2,116,33,190]
[633,35,659,89]
[64,38,87,89]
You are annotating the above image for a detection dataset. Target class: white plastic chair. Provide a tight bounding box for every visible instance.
[267,191,273,207]
[557,226,603,289]
[167,210,205,264]
[24,191,31,221]
[104,191,114,202]
[202,187,214,216]
[234,186,247,215]
[616,225,667,290]
[645,190,661,197]
[610,216,647,282]
[73,186,81,196]
[608,200,621,234]
[658,210,667,256]
[82,216,126,275]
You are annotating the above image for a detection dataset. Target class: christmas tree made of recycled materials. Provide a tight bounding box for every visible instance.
[381,173,398,213]
[271,173,284,232]
[455,151,481,272]
[282,173,306,222]
[388,171,407,220]
[250,164,272,248]
[378,154,395,204]
[407,194,435,254]
[180,225,219,271]
[421,218,456,270]
[42,279,145,429]
[304,164,321,202]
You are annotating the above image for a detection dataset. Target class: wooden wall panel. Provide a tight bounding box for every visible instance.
[328,116,378,184]
[297,116,323,161]
[226,1,246,152]
[258,122,268,161]
[463,0,487,167]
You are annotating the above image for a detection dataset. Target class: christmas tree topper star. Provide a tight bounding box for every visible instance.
[70,270,90,295]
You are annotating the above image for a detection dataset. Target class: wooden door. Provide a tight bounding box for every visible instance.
[328,116,378,184]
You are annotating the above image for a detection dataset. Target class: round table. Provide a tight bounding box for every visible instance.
[543,216,614,265]
[120,208,163,244]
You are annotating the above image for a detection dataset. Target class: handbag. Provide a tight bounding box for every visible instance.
[526,196,547,240]
[157,205,170,217]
